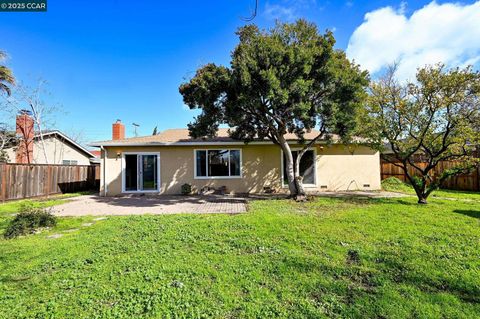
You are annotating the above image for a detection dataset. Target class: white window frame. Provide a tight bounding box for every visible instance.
[62,160,78,165]
[121,152,161,193]
[193,149,243,180]
[280,147,318,188]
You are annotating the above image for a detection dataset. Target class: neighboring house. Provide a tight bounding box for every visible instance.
[4,112,96,165]
[90,150,101,158]
[91,120,381,196]
[88,150,101,165]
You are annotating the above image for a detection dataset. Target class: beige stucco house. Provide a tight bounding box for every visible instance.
[91,121,381,196]
[6,130,96,165]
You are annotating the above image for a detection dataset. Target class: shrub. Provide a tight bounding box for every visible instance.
[4,203,57,239]
[181,183,192,195]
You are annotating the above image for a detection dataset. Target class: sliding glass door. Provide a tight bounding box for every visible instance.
[141,154,158,191]
[124,153,159,192]
[125,154,138,191]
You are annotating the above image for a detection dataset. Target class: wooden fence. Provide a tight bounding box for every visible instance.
[0,163,100,201]
[381,160,480,191]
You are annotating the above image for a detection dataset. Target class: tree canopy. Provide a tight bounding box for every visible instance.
[0,51,15,96]
[179,20,368,198]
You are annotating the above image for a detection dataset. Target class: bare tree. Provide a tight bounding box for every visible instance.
[64,128,87,144]
[0,122,17,162]
[1,79,63,164]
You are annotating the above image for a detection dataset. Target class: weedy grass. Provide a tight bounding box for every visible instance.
[0,192,90,217]
[0,194,479,318]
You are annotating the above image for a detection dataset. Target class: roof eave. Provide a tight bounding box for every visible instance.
[89,140,335,147]
[36,130,96,158]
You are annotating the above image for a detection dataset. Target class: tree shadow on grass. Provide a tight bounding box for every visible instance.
[389,199,419,206]
[453,210,480,219]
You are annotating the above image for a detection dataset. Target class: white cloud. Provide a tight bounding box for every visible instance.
[264,2,297,21]
[346,1,480,80]
[263,0,317,22]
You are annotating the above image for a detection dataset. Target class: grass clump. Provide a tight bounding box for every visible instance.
[3,203,57,239]
[381,177,414,194]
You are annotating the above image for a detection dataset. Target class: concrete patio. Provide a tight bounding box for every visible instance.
[51,191,406,217]
[52,194,247,216]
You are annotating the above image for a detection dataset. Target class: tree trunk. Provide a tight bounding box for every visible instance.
[417,196,428,204]
[401,164,430,205]
[35,121,49,164]
[294,153,307,201]
[278,135,298,197]
[412,179,429,204]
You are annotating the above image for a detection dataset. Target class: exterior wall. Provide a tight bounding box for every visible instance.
[100,143,381,196]
[5,136,91,165]
[32,136,91,165]
[4,147,16,163]
[316,145,381,191]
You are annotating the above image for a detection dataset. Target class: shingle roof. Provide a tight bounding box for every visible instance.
[90,128,341,147]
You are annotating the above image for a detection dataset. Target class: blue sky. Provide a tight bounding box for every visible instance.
[1,0,479,143]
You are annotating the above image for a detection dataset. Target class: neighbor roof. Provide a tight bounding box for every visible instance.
[90,128,342,147]
[36,130,96,158]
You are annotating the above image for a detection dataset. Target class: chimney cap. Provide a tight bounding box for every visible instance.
[115,119,122,123]
[18,109,32,116]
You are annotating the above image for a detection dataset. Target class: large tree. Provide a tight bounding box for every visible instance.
[360,64,480,204]
[0,50,15,96]
[179,20,368,199]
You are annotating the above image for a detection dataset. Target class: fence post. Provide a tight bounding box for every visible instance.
[1,163,6,203]
[477,165,480,192]
[46,166,51,198]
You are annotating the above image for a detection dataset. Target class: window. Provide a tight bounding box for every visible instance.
[62,160,78,165]
[195,149,241,178]
[282,150,316,186]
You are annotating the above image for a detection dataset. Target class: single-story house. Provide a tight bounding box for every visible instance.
[90,120,381,196]
[5,111,97,165]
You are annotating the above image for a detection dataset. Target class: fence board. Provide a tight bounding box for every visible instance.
[0,163,100,201]
[381,160,480,192]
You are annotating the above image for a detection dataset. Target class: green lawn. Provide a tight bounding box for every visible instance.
[0,194,479,318]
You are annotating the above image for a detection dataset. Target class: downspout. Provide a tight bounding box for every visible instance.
[101,145,107,196]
